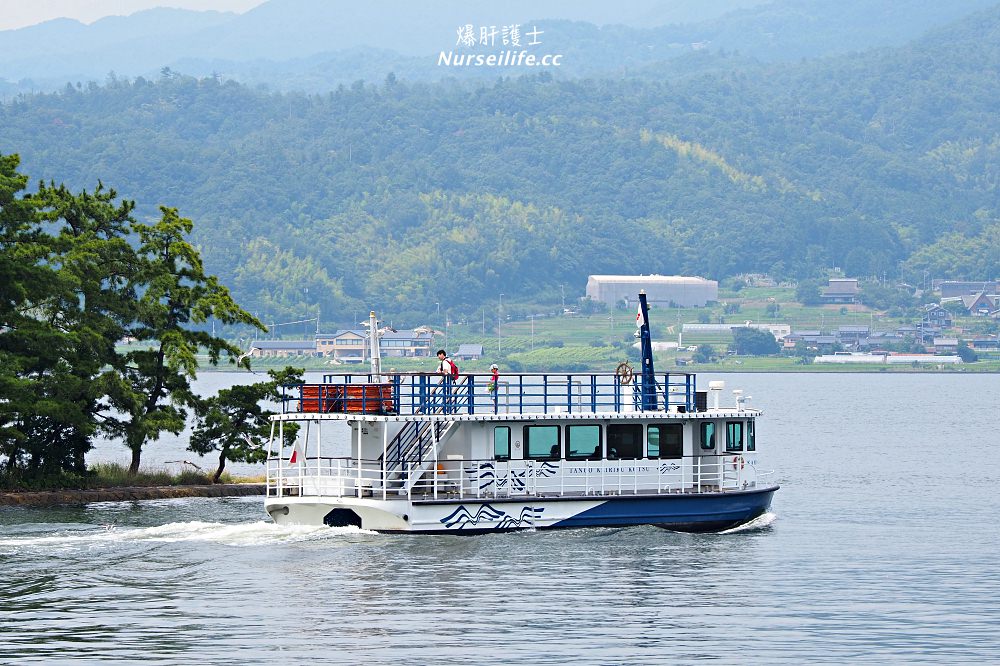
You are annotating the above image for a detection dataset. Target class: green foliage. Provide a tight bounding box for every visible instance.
[790,340,817,360]
[189,366,303,482]
[730,327,780,355]
[1,159,136,477]
[942,300,968,316]
[957,341,979,362]
[692,344,715,363]
[859,281,916,310]
[103,206,265,473]
[795,280,824,306]
[0,152,264,481]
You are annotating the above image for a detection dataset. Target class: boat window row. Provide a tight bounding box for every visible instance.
[493,420,754,461]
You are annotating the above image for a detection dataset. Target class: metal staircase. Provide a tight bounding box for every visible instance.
[380,419,460,493]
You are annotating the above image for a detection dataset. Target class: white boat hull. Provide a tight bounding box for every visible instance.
[265,486,778,533]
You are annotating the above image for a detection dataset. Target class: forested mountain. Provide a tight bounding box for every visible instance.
[1,0,995,95]
[2,4,999,325]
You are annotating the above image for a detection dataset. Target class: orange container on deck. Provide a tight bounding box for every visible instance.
[300,383,394,414]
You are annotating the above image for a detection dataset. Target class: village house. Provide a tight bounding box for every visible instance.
[378,330,434,357]
[454,344,484,361]
[250,339,318,358]
[315,329,434,361]
[937,280,1000,298]
[315,330,368,363]
[922,303,953,328]
[837,325,870,347]
[959,292,1000,316]
[821,278,859,304]
[931,338,959,353]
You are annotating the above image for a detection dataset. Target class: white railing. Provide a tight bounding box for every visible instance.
[265,454,771,500]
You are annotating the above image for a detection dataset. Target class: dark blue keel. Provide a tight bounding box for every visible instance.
[550,486,778,533]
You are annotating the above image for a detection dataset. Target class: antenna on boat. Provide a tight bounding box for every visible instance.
[637,291,658,411]
[368,310,382,381]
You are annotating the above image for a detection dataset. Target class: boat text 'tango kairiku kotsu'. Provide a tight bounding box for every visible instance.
[264,293,778,533]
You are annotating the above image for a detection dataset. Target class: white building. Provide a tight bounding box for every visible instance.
[813,352,962,364]
[586,275,718,308]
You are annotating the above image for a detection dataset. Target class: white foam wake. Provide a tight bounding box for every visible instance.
[0,521,373,549]
[720,511,777,534]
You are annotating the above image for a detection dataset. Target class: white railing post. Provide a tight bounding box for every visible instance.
[356,426,362,498]
[382,421,388,500]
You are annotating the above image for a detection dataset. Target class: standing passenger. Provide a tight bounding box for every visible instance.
[487,363,500,412]
[436,349,457,379]
[435,349,458,413]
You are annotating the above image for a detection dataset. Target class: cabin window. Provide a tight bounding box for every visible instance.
[700,422,716,450]
[747,420,756,452]
[647,424,683,459]
[566,425,602,460]
[726,421,743,452]
[494,426,511,461]
[524,425,560,460]
[607,424,642,460]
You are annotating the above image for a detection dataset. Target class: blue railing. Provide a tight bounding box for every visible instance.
[280,372,697,416]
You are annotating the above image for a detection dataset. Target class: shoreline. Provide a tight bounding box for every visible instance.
[0,483,265,507]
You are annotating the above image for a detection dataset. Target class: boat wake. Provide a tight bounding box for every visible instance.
[720,511,777,534]
[0,521,374,550]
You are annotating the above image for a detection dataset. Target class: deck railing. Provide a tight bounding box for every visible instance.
[280,371,697,416]
[265,452,771,501]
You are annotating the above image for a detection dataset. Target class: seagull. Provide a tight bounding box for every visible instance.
[165,459,204,471]
[237,346,258,364]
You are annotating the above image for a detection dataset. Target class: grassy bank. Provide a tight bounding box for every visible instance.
[0,462,263,492]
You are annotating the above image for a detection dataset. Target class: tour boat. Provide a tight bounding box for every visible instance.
[264,293,778,533]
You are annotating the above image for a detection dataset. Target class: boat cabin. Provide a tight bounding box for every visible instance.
[266,371,764,503]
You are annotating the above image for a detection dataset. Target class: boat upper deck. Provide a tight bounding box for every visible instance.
[280,371,734,418]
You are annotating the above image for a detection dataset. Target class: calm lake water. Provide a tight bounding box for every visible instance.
[2,372,999,664]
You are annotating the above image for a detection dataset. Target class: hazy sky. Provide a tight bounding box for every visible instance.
[0,0,265,31]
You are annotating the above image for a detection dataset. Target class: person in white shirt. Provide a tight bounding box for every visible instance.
[436,349,456,378]
[434,349,458,412]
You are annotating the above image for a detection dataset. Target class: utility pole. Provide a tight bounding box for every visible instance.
[498,293,504,354]
[435,302,441,347]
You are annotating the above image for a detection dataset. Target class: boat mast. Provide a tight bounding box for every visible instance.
[368,310,382,381]
[638,291,658,411]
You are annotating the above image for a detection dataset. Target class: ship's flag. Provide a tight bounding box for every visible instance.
[636,304,645,330]
[288,440,302,464]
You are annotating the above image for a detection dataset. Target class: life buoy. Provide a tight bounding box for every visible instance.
[732,455,745,470]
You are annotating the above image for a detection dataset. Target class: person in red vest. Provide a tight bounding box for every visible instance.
[487,363,500,412]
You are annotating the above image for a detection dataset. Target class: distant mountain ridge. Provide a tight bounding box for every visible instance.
[3,3,998,319]
[1,0,997,94]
